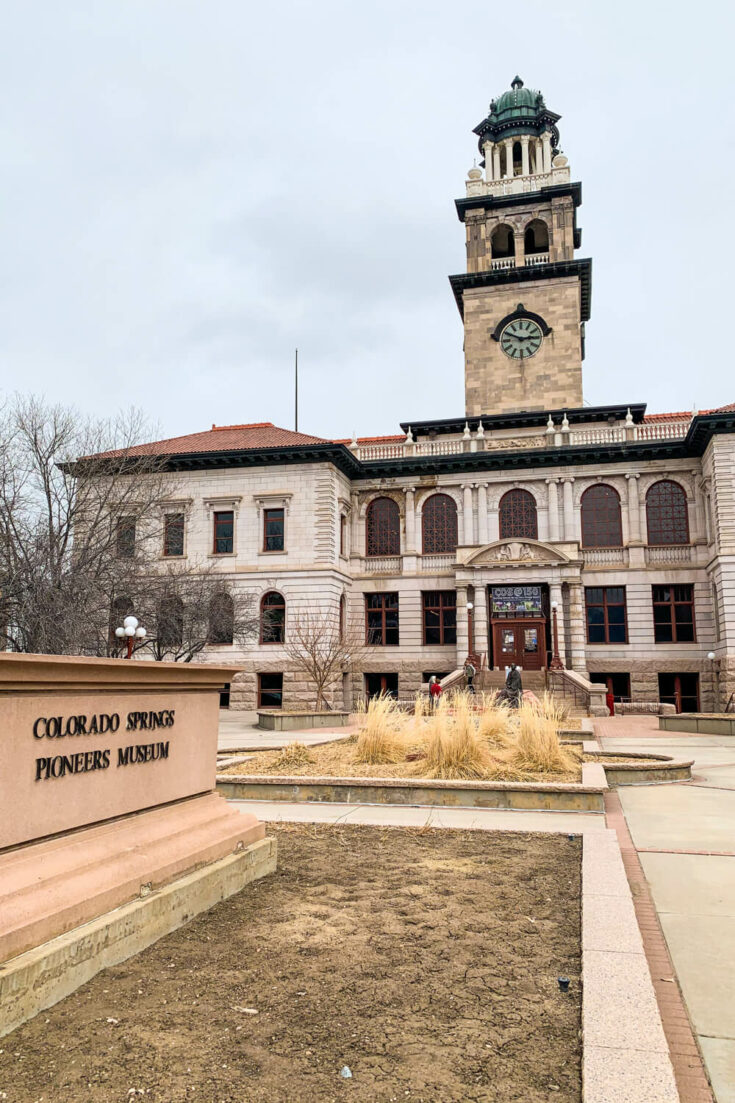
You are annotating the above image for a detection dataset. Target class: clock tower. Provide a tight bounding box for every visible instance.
[450,77,592,417]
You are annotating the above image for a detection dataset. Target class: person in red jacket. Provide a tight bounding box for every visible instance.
[428,676,443,708]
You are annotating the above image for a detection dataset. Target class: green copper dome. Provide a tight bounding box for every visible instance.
[473,77,561,155]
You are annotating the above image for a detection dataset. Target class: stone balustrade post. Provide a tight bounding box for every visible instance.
[493,146,501,181]
[484,141,494,182]
[521,136,530,176]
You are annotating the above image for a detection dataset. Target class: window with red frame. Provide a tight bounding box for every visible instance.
[163,513,185,557]
[261,591,285,643]
[585,586,627,643]
[365,592,399,645]
[213,510,234,554]
[580,485,623,547]
[263,508,284,551]
[652,584,695,642]
[646,481,689,546]
[422,591,457,645]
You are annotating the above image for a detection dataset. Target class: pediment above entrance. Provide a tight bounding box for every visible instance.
[461,539,574,567]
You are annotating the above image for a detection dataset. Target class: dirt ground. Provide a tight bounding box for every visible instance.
[220,739,583,783]
[0,824,582,1103]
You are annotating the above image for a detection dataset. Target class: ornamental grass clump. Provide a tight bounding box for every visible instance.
[477,693,514,748]
[354,694,407,764]
[267,741,316,771]
[420,693,492,780]
[508,702,577,775]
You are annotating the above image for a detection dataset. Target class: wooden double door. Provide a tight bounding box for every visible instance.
[492,619,546,670]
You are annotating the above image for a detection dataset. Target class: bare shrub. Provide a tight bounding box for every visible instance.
[507,702,577,775]
[267,742,315,771]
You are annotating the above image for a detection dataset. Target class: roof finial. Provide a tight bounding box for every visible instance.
[511,75,524,89]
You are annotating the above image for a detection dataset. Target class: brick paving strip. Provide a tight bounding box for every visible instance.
[605,790,715,1102]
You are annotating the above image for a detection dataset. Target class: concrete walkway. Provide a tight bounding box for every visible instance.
[217,710,354,752]
[594,715,735,1103]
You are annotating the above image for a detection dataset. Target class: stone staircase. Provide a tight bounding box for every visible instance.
[477,669,547,694]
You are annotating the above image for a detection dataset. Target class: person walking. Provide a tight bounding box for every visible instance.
[428,676,443,708]
[505,663,523,709]
[464,658,477,695]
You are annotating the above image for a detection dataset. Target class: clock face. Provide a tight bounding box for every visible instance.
[500,318,543,359]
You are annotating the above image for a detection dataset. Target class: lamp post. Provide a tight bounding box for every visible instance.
[549,601,564,670]
[115,614,147,660]
[466,600,474,659]
[707,651,719,712]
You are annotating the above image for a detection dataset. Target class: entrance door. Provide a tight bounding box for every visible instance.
[658,673,700,713]
[493,620,545,670]
[365,673,399,700]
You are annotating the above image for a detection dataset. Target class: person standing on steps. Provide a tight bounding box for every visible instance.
[464,658,477,695]
[505,663,523,709]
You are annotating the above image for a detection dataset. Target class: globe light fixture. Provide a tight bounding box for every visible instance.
[115,613,147,659]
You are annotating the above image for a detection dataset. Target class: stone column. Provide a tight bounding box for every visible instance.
[547,478,560,541]
[462,484,475,545]
[404,486,416,553]
[504,139,514,177]
[473,585,489,663]
[456,585,469,664]
[542,131,552,173]
[484,142,494,182]
[476,483,489,545]
[493,146,501,181]
[625,474,641,543]
[562,478,576,541]
[521,136,530,176]
[567,581,587,674]
[350,492,360,557]
[488,494,500,542]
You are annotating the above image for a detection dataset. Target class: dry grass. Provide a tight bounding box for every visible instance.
[266,742,316,771]
[419,695,492,780]
[507,702,578,775]
[354,694,408,764]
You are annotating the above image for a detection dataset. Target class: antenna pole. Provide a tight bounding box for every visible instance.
[294,348,299,432]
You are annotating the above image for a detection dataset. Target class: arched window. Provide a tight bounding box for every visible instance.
[646,481,690,546]
[208,592,234,645]
[491,224,515,259]
[580,485,623,547]
[524,218,549,255]
[422,494,458,554]
[366,497,400,557]
[157,595,184,649]
[261,590,285,644]
[499,489,538,540]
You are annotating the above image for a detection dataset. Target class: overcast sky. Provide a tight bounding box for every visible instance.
[0,1,732,442]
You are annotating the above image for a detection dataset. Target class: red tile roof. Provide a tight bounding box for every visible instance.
[94,422,328,458]
[645,401,735,421]
[332,434,406,444]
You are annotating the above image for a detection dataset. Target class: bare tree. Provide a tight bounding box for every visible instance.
[0,395,174,655]
[284,605,367,711]
[116,563,260,662]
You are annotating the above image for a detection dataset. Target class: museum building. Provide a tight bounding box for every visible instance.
[109,78,735,714]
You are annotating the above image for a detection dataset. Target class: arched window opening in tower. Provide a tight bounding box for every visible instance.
[499,489,538,540]
[524,219,549,255]
[491,224,515,259]
[422,494,458,555]
[580,485,623,548]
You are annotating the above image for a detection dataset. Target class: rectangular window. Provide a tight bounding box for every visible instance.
[585,586,628,644]
[263,508,285,552]
[590,672,631,701]
[213,510,234,554]
[652,585,696,643]
[116,517,136,559]
[365,593,399,646]
[258,673,283,708]
[422,590,457,646]
[163,513,185,557]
